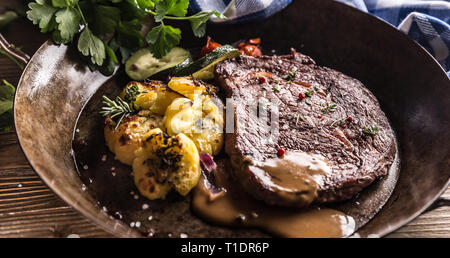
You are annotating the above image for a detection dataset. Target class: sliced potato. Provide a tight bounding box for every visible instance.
[104,114,164,166]
[132,128,200,199]
[120,81,183,115]
[164,97,203,135]
[164,93,224,156]
[168,76,207,100]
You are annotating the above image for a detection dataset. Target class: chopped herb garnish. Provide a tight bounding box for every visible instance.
[285,67,297,83]
[313,86,319,92]
[272,85,281,92]
[362,125,380,135]
[100,96,135,130]
[124,84,141,102]
[321,102,338,114]
[304,90,313,97]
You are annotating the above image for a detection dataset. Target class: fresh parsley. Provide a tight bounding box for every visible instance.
[0,80,15,131]
[26,0,224,75]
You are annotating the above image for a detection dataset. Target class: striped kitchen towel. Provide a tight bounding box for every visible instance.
[189,0,450,75]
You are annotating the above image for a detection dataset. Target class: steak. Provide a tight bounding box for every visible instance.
[214,49,396,207]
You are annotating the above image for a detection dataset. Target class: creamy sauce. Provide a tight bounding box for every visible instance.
[192,156,356,238]
[251,152,331,207]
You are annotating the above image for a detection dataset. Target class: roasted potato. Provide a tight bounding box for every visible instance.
[132,128,201,199]
[104,114,164,166]
[120,81,182,115]
[165,76,224,155]
[164,95,224,155]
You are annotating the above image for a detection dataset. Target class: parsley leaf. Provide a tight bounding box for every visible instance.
[0,80,15,116]
[0,80,15,131]
[78,27,106,66]
[0,11,18,30]
[79,3,120,37]
[27,2,58,33]
[146,24,181,58]
[154,0,189,22]
[52,0,79,8]
[55,7,81,41]
[189,11,224,37]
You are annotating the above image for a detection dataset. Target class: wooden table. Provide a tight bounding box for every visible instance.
[1,1,449,238]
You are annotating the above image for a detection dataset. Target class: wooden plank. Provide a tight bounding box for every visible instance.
[387,189,450,238]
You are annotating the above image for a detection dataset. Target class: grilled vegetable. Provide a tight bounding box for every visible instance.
[132,128,200,199]
[125,47,191,80]
[173,45,240,80]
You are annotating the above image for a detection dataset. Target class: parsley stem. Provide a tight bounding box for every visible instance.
[147,10,211,21]
[76,4,88,26]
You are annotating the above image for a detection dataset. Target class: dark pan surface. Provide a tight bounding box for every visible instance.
[14,0,450,237]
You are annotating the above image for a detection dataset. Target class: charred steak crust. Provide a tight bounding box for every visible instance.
[215,49,396,207]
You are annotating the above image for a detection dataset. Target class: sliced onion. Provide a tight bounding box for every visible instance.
[199,153,217,172]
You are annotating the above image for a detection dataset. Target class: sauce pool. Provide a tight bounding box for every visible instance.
[191,158,356,238]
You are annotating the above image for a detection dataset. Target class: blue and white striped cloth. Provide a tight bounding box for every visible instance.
[190,0,450,76]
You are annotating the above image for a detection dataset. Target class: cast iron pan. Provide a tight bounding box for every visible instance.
[11,0,450,237]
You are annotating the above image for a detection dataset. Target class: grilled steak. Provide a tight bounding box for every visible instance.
[215,49,396,207]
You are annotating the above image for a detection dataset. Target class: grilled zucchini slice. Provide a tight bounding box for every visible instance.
[173,45,240,80]
[125,47,191,80]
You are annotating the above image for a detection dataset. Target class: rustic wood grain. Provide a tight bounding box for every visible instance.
[0,1,448,238]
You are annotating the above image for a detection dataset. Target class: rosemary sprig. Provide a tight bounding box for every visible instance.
[100,96,134,130]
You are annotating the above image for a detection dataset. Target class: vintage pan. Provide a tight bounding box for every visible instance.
[7,0,450,237]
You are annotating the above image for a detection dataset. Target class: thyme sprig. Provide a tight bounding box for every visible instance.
[100,96,135,130]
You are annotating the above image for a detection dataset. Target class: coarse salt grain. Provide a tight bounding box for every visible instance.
[83,165,89,170]
[130,191,135,195]
[133,194,139,200]
[17,184,22,188]
[130,222,135,227]
[148,216,153,221]
[111,172,116,176]
[67,234,80,238]
[135,221,141,228]
[180,233,188,238]
[111,167,116,171]
[101,155,107,162]
[142,204,149,210]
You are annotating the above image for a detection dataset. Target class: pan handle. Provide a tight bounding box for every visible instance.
[0,32,30,65]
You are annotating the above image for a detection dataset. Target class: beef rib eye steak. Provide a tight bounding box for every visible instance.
[214,49,396,208]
